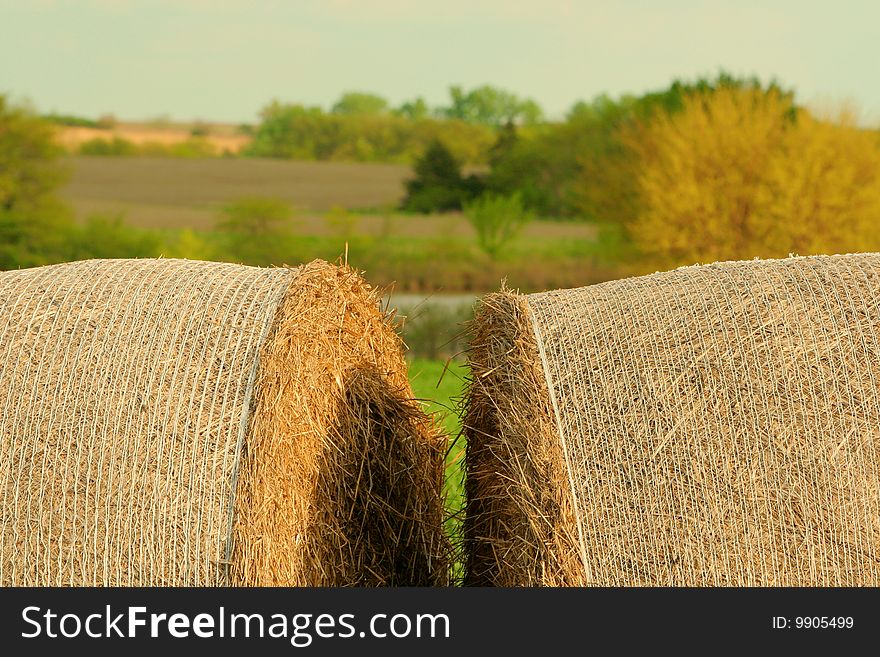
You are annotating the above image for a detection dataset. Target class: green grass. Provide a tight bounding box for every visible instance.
[407,358,469,575]
[150,227,624,294]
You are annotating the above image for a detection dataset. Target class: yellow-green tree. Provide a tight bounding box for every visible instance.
[623,87,880,266]
[0,95,75,269]
[758,109,880,256]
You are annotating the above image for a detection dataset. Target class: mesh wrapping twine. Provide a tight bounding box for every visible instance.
[465,254,880,586]
[0,258,448,586]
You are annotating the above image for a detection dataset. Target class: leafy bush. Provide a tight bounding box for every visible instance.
[0,95,77,269]
[215,197,295,265]
[0,205,76,269]
[69,214,162,260]
[42,113,98,128]
[78,136,218,158]
[442,84,542,126]
[331,92,389,115]
[140,138,217,158]
[463,192,533,259]
[78,136,138,156]
[163,228,215,261]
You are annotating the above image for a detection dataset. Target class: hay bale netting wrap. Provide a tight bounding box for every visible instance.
[464,254,880,586]
[0,258,448,586]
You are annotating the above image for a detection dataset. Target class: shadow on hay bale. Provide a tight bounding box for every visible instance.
[319,368,447,585]
[0,257,449,586]
[464,254,880,586]
[232,365,448,586]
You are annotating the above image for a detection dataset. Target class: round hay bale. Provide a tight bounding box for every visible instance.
[0,258,448,586]
[464,254,880,586]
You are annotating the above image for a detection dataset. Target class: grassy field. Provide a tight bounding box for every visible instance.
[407,358,468,567]
[58,156,631,293]
[60,156,411,227]
[221,230,617,293]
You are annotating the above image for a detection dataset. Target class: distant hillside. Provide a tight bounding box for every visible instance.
[54,121,252,156]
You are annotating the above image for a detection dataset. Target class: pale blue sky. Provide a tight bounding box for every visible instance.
[1,0,878,123]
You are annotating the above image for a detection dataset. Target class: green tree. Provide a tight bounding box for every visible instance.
[487,120,518,168]
[402,140,483,213]
[0,95,76,269]
[443,85,543,126]
[568,93,644,223]
[472,72,794,220]
[331,92,389,115]
[572,74,796,224]
[246,99,495,164]
[464,192,533,260]
[42,113,98,128]
[394,97,430,120]
[246,101,327,159]
[483,116,599,216]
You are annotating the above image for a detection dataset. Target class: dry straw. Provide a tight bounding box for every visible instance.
[464,254,880,586]
[0,258,448,586]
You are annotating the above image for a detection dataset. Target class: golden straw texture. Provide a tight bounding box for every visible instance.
[465,254,880,586]
[463,291,582,586]
[230,260,449,586]
[0,258,448,586]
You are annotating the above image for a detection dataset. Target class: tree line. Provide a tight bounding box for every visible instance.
[49,85,544,164]
[11,72,880,271]
[401,74,880,268]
